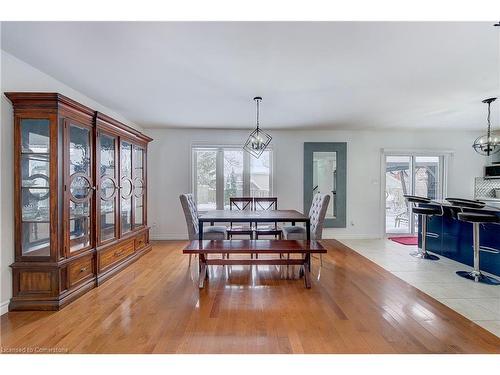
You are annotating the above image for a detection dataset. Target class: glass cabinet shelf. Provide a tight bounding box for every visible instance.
[20,152,50,156]
[69,215,91,220]
[24,244,50,252]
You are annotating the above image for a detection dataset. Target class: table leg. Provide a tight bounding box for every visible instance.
[199,220,204,241]
[306,220,312,271]
[304,254,311,289]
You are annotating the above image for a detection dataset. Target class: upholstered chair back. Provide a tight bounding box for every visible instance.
[179,193,199,240]
[308,193,331,240]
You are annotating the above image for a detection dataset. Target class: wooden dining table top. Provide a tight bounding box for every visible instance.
[198,209,309,222]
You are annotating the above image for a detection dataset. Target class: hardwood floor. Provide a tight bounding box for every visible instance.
[1,240,499,354]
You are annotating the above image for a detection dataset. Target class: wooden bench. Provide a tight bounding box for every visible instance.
[183,240,327,289]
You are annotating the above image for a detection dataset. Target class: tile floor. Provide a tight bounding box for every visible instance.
[339,238,500,338]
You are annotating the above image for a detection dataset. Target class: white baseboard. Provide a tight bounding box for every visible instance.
[1,300,9,316]
[150,233,188,241]
[324,234,381,240]
[151,233,380,241]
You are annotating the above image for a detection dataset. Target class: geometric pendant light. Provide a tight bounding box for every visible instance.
[243,96,272,158]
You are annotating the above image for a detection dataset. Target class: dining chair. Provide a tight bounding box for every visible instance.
[254,197,282,239]
[282,193,331,267]
[179,193,227,266]
[227,197,254,239]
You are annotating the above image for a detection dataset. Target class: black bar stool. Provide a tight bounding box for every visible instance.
[446,197,486,210]
[404,195,442,260]
[456,210,500,285]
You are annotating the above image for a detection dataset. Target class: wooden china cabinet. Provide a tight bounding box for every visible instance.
[6,93,152,311]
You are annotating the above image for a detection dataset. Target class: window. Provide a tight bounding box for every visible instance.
[223,150,244,208]
[384,153,447,235]
[193,148,217,210]
[250,150,271,198]
[192,146,273,210]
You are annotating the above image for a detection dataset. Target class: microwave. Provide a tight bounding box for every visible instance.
[485,164,500,178]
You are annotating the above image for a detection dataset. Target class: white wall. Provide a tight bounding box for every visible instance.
[0,50,141,315]
[146,128,486,241]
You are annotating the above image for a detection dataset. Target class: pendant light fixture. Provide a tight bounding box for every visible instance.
[243,96,272,158]
[472,98,500,156]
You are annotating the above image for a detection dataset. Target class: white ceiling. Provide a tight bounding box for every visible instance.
[2,21,499,130]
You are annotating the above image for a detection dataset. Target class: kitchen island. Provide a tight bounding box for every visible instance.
[420,200,500,277]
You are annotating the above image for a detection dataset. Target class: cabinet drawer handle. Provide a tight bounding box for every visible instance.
[114,250,124,257]
[80,267,87,273]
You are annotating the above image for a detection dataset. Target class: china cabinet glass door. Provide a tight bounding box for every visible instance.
[120,141,133,235]
[133,145,145,228]
[67,122,93,253]
[20,119,51,256]
[98,133,118,244]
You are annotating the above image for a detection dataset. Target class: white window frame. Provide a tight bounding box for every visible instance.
[380,149,452,237]
[191,144,274,210]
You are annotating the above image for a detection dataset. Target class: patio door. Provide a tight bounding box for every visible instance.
[384,153,446,235]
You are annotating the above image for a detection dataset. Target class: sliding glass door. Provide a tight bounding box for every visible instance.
[385,156,412,234]
[384,154,445,235]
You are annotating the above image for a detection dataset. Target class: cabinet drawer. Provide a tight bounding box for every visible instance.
[68,255,94,288]
[99,240,135,270]
[135,233,147,251]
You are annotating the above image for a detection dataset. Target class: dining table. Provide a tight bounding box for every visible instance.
[198,209,311,241]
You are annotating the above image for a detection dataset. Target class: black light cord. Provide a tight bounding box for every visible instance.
[255,97,261,130]
[487,101,491,142]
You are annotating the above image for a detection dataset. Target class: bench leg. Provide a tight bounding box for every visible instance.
[287,253,290,279]
[199,264,207,288]
[304,254,311,289]
[199,254,208,289]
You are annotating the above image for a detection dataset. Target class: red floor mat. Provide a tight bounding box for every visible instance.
[388,236,418,245]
